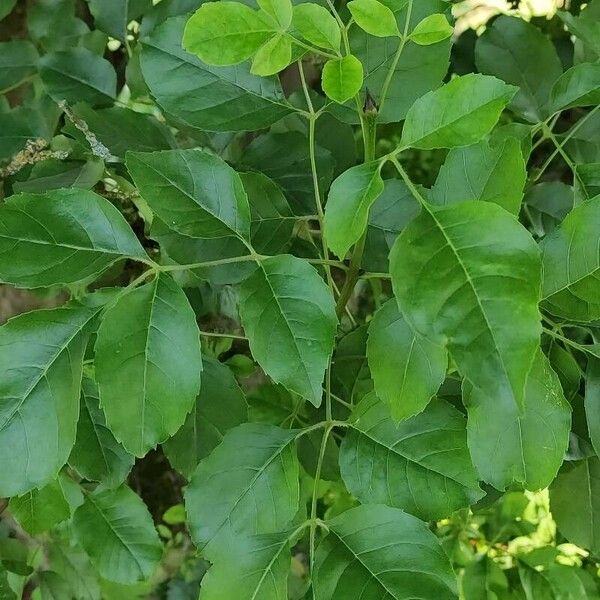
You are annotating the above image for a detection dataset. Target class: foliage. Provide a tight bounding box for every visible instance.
[1,0,600,598]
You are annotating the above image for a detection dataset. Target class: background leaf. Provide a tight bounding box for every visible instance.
[69,377,134,487]
[475,16,563,122]
[163,356,247,479]
[140,16,292,131]
[73,485,162,584]
[40,48,116,106]
[466,351,571,490]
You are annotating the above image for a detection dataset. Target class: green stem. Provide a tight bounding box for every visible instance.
[379,0,413,114]
[390,156,427,205]
[534,105,600,183]
[289,35,340,60]
[199,331,247,341]
[156,254,346,272]
[334,111,378,317]
[309,424,334,578]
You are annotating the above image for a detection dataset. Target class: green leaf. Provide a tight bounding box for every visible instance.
[559,6,600,58]
[519,563,590,600]
[430,137,526,214]
[322,54,363,103]
[390,200,542,411]
[39,48,116,106]
[196,530,296,600]
[363,179,421,273]
[9,476,71,535]
[239,255,337,406]
[525,181,573,237]
[462,557,509,600]
[400,74,517,149]
[95,273,202,457]
[12,159,104,194]
[0,41,38,93]
[331,325,372,406]
[548,63,600,113]
[0,0,16,20]
[251,34,292,76]
[73,485,162,584]
[541,196,600,321]
[258,0,292,29]
[313,504,458,599]
[63,104,175,159]
[140,16,292,131]
[241,130,334,215]
[410,13,453,45]
[347,0,399,38]
[183,2,274,66]
[340,393,482,520]
[242,171,295,256]
[367,300,447,421]
[0,569,16,600]
[87,0,152,41]
[163,357,247,479]
[0,188,146,289]
[324,161,384,259]
[465,350,571,491]
[342,0,451,124]
[585,358,600,458]
[69,377,134,487]
[576,164,600,202]
[550,457,600,556]
[292,4,340,52]
[46,541,101,600]
[475,16,563,122]
[0,301,101,496]
[185,423,299,553]
[126,149,251,240]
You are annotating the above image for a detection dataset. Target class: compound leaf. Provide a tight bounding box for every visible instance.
[0,301,102,497]
[183,2,273,66]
